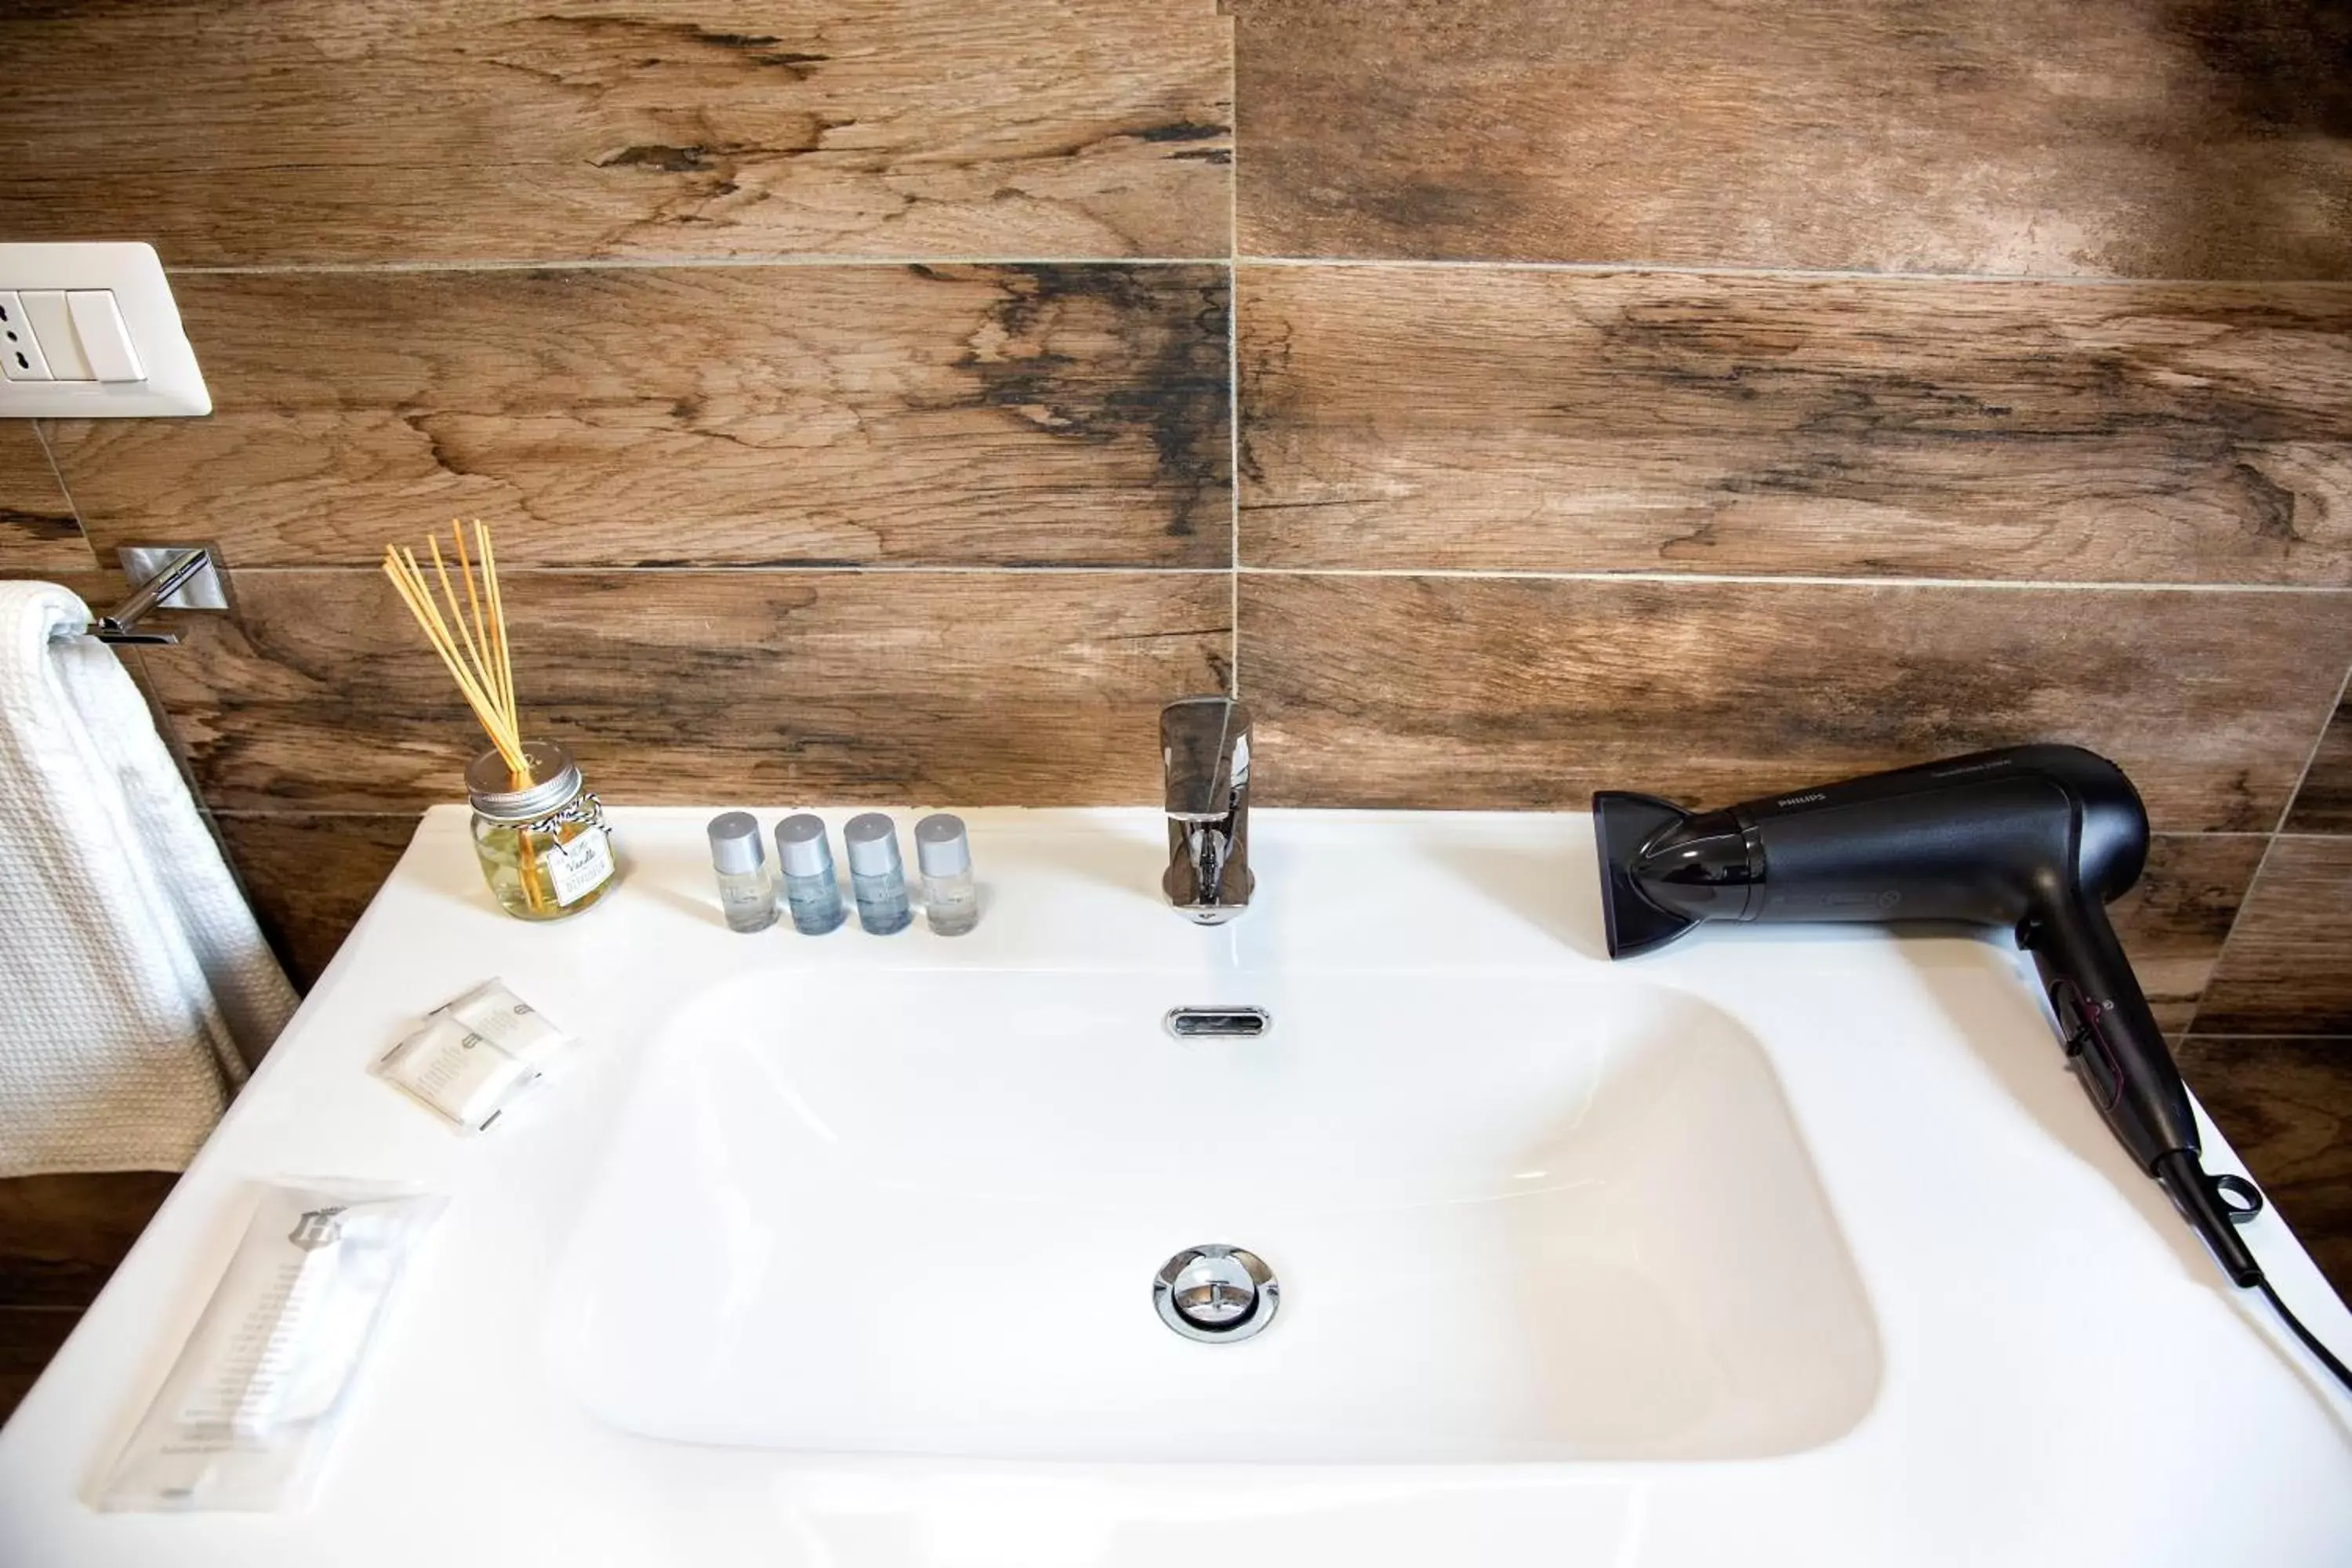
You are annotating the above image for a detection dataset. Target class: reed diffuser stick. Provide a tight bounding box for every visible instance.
[454,524,505,748]
[383,552,523,769]
[383,521,548,910]
[383,529,528,768]
[427,536,499,740]
[477,521,517,757]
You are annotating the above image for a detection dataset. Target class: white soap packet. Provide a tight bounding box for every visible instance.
[369,978,578,1134]
[95,1181,447,1513]
[426,978,575,1070]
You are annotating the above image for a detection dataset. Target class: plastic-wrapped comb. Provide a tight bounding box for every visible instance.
[95,1181,446,1513]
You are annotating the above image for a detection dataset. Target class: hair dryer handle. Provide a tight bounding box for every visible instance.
[2023,894,2263,1286]
[2022,892,2197,1171]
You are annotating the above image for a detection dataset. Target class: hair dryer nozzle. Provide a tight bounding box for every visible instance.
[1594,791,1702,958]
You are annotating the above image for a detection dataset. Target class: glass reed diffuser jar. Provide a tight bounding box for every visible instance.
[465,741,617,920]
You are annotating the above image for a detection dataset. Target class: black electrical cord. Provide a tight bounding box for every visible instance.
[2254,1275,2352,1399]
[2158,1152,2352,1399]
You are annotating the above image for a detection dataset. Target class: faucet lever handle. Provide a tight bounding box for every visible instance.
[1161,696,1251,818]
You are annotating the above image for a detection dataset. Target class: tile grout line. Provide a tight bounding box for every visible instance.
[2176,1033,2352,1043]
[1234,564,2352,593]
[2183,658,2350,1037]
[223,563,1237,578]
[2270,658,2352,836]
[1233,256,2352,287]
[210,563,2352,593]
[171,256,1233,276]
[2187,832,2284,1041]
[183,808,2290,836]
[208,818,428,827]
[27,420,96,565]
[1225,13,1242,702]
[159,806,2313,836]
[168,256,2352,290]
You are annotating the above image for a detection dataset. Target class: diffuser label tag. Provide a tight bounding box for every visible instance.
[548,826,615,907]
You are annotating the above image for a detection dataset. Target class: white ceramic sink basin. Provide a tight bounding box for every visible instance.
[550,967,1878,1463]
[14,811,2350,1568]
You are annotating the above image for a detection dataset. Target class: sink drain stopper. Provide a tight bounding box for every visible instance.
[1154,1245,1279,1343]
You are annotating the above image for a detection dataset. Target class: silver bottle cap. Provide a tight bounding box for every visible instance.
[914,813,971,877]
[775,814,834,879]
[466,741,582,822]
[706,811,764,876]
[843,812,902,877]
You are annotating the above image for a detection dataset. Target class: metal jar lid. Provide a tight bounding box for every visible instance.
[466,741,583,822]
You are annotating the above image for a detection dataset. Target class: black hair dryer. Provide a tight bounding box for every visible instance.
[1593,744,2264,1288]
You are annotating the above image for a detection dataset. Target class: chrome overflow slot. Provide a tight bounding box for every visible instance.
[1162,1006,1271,1040]
[1154,1245,1279,1343]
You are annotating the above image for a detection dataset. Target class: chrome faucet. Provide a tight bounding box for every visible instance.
[1161,695,1253,924]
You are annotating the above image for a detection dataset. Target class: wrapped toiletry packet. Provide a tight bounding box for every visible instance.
[370,978,579,1134]
[96,1181,447,1513]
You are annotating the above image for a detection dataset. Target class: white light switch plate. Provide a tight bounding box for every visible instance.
[0,243,209,417]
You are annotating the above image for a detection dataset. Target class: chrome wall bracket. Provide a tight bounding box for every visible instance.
[66,544,230,645]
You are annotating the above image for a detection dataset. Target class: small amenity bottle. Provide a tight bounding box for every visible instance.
[775,814,848,935]
[915,813,978,936]
[843,812,912,935]
[706,811,779,933]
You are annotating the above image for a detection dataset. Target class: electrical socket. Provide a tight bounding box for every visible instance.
[0,292,54,382]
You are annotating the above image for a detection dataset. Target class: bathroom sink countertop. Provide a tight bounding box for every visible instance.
[3,806,2349,1566]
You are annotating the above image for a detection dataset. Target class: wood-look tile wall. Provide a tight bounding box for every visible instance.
[2,1,1236,264]
[0,0,1240,988]
[0,427,92,575]
[49,266,1233,569]
[1223,0,2352,1301]
[1232,0,2352,277]
[2,0,2350,1304]
[1239,268,2352,583]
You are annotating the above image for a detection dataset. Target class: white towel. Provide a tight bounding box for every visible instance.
[0,581,296,1175]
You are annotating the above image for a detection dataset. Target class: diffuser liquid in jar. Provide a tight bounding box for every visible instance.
[471,815,616,920]
[466,742,618,921]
